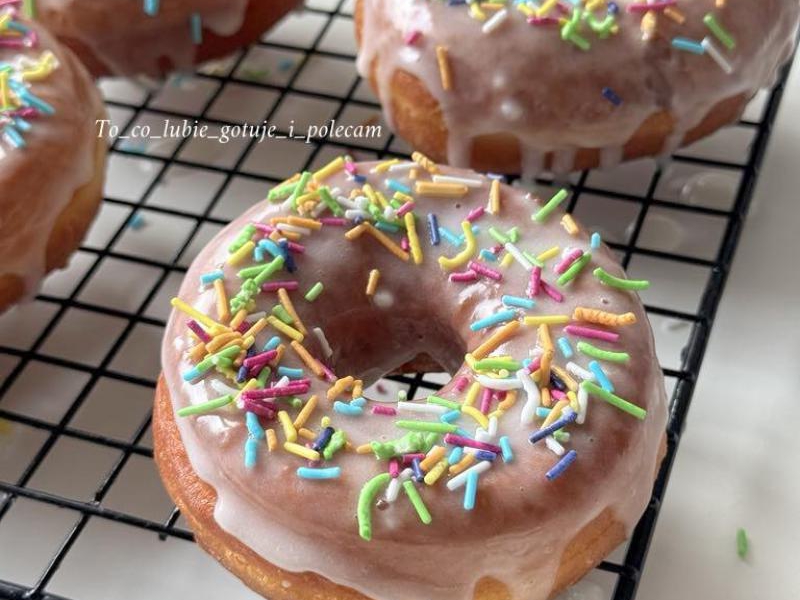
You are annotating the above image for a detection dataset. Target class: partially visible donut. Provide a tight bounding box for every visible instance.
[355,0,800,175]
[32,0,300,78]
[0,12,107,313]
[155,155,668,600]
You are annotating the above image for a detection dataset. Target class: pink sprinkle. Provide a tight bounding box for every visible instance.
[242,349,278,369]
[449,269,479,283]
[389,458,401,478]
[236,321,251,334]
[187,320,211,343]
[261,280,299,292]
[564,325,620,343]
[527,16,560,25]
[243,398,277,419]
[319,361,337,382]
[404,29,421,45]
[627,0,675,12]
[10,107,38,119]
[541,280,564,302]
[319,217,348,226]
[372,405,397,416]
[252,223,276,235]
[555,1,571,14]
[402,453,426,465]
[344,162,357,175]
[466,206,485,222]
[453,376,469,392]
[285,241,305,254]
[551,389,567,401]
[479,388,493,414]
[396,201,416,217]
[443,434,502,455]
[554,249,584,275]
[244,381,311,399]
[527,266,542,297]
[527,356,542,374]
[491,245,503,254]
[401,236,410,251]
[469,261,503,282]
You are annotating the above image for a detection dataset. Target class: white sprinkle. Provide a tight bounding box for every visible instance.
[482,8,508,34]
[337,196,359,209]
[385,469,412,502]
[344,209,370,221]
[545,436,566,456]
[475,428,492,443]
[475,374,522,390]
[517,369,541,426]
[276,223,311,235]
[701,37,733,74]
[383,206,396,221]
[312,327,333,359]
[446,460,492,491]
[387,161,417,172]
[500,98,524,121]
[247,311,267,321]
[432,174,486,188]
[576,385,589,425]
[566,361,595,382]
[211,380,240,398]
[487,416,498,437]
[373,290,394,308]
[396,402,448,416]
[504,242,534,271]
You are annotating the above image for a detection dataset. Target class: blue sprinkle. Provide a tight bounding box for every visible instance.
[236,365,249,384]
[263,336,281,351]
[438,225,461,247]
[588,360,614,392]
[386,179,412,195]
[455,427,471,438]
[463,469,479,510]
[607,1,619,15]
[278,58,295,72]
[278,239,296,273]
[427,214,440,246]
[499,436,513,463]
[354,174,367,184]
[333,401,363,416]
[458,225,480,245]
[258,239,282,258]
[312,426,335,451]
[479,248,498,262]
[475,450,497,462]
[672,37,705,55]
[536,406,552,419]
[522,358,533,369]
[351,397,367,408]
[529,409,577,444]
[143,0,160,16]
[244,436,259,469]
[12,117,31,132]
[127,213,145,230]
[253,246,265,262]
[448,446,464,465]
[190,13,203,45]
[501,295,536,310]
[469,309,517,332]
[2,125,25,148]
[277,366,305,379]
[590,232,602,250]
[245,412,265,440]
[602,86,622,106]
[545,449,578,481]
[375,220,401,234]
[297,466,341,480]
[440,409,461,423]
[411,457,424,482]
[557,337,574,359]
[200,270,224,286]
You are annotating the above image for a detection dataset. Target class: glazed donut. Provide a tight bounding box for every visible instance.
[355,0,800,175]
[31,0,300,77]
[0,11,107,313]
[155,154,668,600]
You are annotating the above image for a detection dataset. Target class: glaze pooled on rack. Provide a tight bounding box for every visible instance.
[158,155,667,600]
[0,7,106,312]
[356,0,799,175]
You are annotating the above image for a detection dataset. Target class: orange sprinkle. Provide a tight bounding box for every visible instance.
[540,349,554,386]
[471,320,521,359]
[266,429,278,452]
[327,375,355,401]
[230,308,248,330]
[538,324,554,352]
[572,307,637,327]
[278,288,308,335]
[664,6,685,23]
[449,453,477,475]
[366,269,381,296]
[293,395,318,429]
[435,45,453,91]
[420,446,447,471]
[213,279,230,323]
[541,386,552,408]
[352,379,364,399]
[291,340,324,378]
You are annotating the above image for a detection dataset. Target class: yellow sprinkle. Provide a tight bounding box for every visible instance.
[170,297,224,331]
[230,308,248,330]
[536,0,558,17]
[291,341,324,378]
[241,335,256,351]
[212,279,231,323]
[438,221,477,271]
[409,168,419,180]
[420,446,447,471]
[536,246,560,262]
[423,459,449,486]
[449,453,477,475]
[204,332,240,354]
[266,429,278,452]
[188,342,207,362]
[464,381,481,408]
[287,216,322,231]
[470,3,487,20]
[284,442,320,461]
[462,405,490,429]
[715,0,726,6]
[352,379,364,399]
[524,315,570,326]
[541,386,552,408]
[471,320,521,359]
[415,181,469,198]
[366,269,381,296]
[361,223,410,262]
[362,183,380,207]
[235,379,259,405]
[373,158,401,173]
[500,252,514,269]
[345,223,368,240]
[641,11,656,36]
[298,427,316,441]
[585,0,606,11]
[327,375,355,401]
[321,415,332,428]
[664,7,686,23]
[489,179,501,214]
[540,349,554,386]
[375,191,391,209]
[572,307,637,326]
[567,390,579,413]
[312,156,345,182]
[538,324,554,352]
[411,151,440,174]
[241,317,268,340]
[393,191,414,205]
[542,399,569,428]
[21,51,57,82]
[404,213,424,265]
[561,214,579,236]
[227,241,255,266]
[356,443,373,455]
[267,316,304,342]
[435,45,453,91]
[515,3,533,17]
[278,288,308,335]
[293,395,318,429]
[278,410,297,443]
[551,366,578,392]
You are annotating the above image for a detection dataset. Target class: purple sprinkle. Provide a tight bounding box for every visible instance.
[546,449,578,481]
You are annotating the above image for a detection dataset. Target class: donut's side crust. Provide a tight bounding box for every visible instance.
[57,0,298,78]
[155,375,664,600]
[354,0,748,173]
[0,108,107,313]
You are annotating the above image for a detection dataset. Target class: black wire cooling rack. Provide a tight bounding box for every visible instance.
[0,1,795,599]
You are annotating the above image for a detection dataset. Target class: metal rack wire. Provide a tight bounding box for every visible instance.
[0,0,794,598]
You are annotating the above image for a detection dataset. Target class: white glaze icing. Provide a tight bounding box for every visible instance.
[0,17,103,304]
[161,161,668,600]
[357,0,800,176]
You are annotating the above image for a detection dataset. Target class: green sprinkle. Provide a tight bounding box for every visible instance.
[576,341,630,363]
[370,431,440,459]
[268,181,299,202]
[704,13,736,50]
[488,227,509,244]
[305,282,324,302]
[403,480,432,524]
[522,250,545,268]
[256,366,272,387]
[506,226,520,243]
[357,473,391,540]
[238,264,268,279]
[290,171,312,210]
[593,267,650,291]
[395,420,459,434]
[177,395,234,417]
[532,189,569,223]
[581,381,647,420]
[271,305,294,325]
[323,430,347,460]
[228,224,256,254]
[553,430,570,443]
[211,345,243,362]
[557,252,592,286]
[22,0,35,18]
[472,358,523,372]
[254,256,285,286]
[736,528,749,559]
[426,395,461,411]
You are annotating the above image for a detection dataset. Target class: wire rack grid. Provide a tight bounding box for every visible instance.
[0,0,794,599]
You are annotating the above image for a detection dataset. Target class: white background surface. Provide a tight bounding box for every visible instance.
[1,3,799,599]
